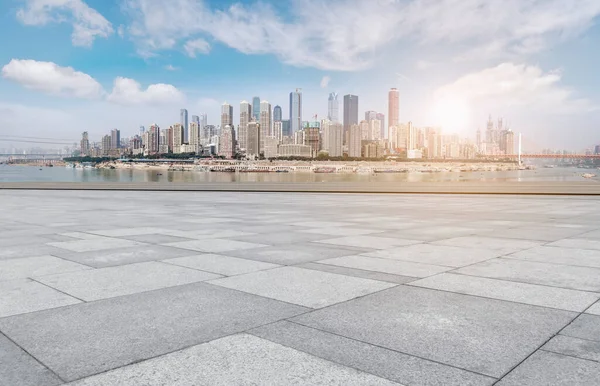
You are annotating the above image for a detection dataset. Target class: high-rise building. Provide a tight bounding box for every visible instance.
[407,121,417,150]
[370,119,382,141]
[359,120,370,140]
[171,123,184,153]
[101,135,112,155]
[221,103,233,135]
[273,105,282,122]
[239,100,252,151]
[365,111,377,121]
[348,124,362,158]
[323,121,343,157]
[259,100,272,153]
[289,89,302,135]
[281,120,291,137]
[343,94,359,143]
[148,124,160,154]
[252,96,261,121]
[219,125,235,158]
[159,130,169,154]
[199,113,207,131]
[189,122,200,154]
[246,122,260,158]
[80,132,90,156]
[180,109,189,143]
[191,115,200,126]
[264,137,279,159]
[304,126,320,157]
[388,88,399,132]
[273,121,283,142]
[110,129,121,149]
[501,129,515,155]
[376,112,386,139]
[328,93,339,122]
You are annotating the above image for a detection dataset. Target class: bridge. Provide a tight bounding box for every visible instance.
[505,154,600,159]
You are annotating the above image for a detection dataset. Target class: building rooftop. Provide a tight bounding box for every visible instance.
[1,190,599,385]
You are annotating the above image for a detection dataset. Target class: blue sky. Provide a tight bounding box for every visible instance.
[1,0,600,150]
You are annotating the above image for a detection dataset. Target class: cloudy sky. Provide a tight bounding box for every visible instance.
[1,0,599,150]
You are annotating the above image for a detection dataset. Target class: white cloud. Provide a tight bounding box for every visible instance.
[121,0,600,71]
[107,77,184,105]
[17,0,113,47]
[320,76,330,88]
[164,64,178,71]
[1,59,103,98]
[184,38,211,58]
[434,63,597,115]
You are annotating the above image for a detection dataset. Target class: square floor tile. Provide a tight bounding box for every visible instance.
[0,279,81,318]
[292,221,356,228]
[507,246,600,268]
[319,255,451,278]
[0,333,62,386]
[292,285,575,378]
[297,262,418,284]
[165,239,268,253]
[0,282,307,381]
[164,254,280,276]
[228,232,331,246]
[543,335,600,363]
[547,238,600,251]
[223,242,367,265]
[433,236,542,254]
[316,236,422,250]
[587,301,600,315]
[299,227,386,236]
[0,255,91,281]
[560,314,600,342]
[210,266,396,308]
[47,238,146,253]
[36,261,222,301]
[120,233,194,244]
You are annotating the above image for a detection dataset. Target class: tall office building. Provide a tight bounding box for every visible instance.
[304,126,320,157]
[328,93,339,122]
[325,121,343,157]
[148,124,160,154]
[388,88,399,130]
[259,101,272,153]
[365,111,377,121]
[246,122,260,158]
[180,109,189,143]
[343,94,359,143]
[370,119,382,141]
[199,113,207,131]
[289,89,302,135]
[239,100,252,151]
[191,115,199,125]
[252,96,261,121]
[221,102,233,134]
[273,105,282,122]
[171,123,184,153]
[80,132,90,155]
[281,120,291,137]
[273,121,283,142]
[348,124,362,157]
[110,129,120,149]
[407,121,417,150]
[189,122,200,153]
[376,112,386,139]
[101,135,112,155]
[219,125,235,158]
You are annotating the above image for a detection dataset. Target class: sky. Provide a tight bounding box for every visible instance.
[1,0,600,150]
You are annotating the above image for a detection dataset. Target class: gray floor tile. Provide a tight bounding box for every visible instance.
[410,273,599,312]
[228,231,331,245]
[319,255,451,278]
[316,235,422,250]
[86,227,167,237]
[378,226,485,242]
[297,262,418,284]
[587,301,600,315]
[35,261,222,301]
[164,254,280,276]
[433,236,542,254]
[292,285,575,378]
[66,334,398,386]
[548,238,600,251]
[507,246,600,268]
[543,335,600,362]
[292,221,357,228]
[47,238,146,253]
[224,242,368,265]
[0,282,307,381]
[299,227,386,236]
[119,233,195,244]
[0,333,62,386]
[480,226,587,242]
[0,255,91,281]
[164,239,268,253]
[0,244,71,260]
[362,244,502,268]
[210,266,396,308]
[455,258,600,292]
[0,279,81,318]
[496,351,600,386]
[561,314,600,342]
[250,321,496,386]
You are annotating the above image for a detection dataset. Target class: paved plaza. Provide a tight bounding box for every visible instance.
[1,190,600,385]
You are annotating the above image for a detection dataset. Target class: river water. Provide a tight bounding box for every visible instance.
[1,164,598,183]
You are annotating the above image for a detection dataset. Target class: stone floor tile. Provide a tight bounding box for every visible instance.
[0,333,62,386]
[299,227,386,236]
[455,258,600,292]
[0,279,81,317]
[210,266,396,308]
[249,321,496,386]
[507,246,600,268]
[164,254,280,276]
[543,335,600,363]
[224,242,368,265]
[319,255,451,278]
[0,244,71,260]
[119,233,194,244]
[53,245,197,268]
[410,273,599,312]
[496,351,600,386]
[291,221,357,228]
[587,301,600,315]
[433,236,542,253]
[316,235,422,250]
[35,261,222,301]
[296,262,418,284]
[362,244,502,268]
[0,282,307,381]
[228,231,331,245]
[86,227,166,237]
[548,238,600,251]
[66,334,398,386]
[0,255,91,281]
[480,226,587,242]
[560,314,600,342]
[291,285,575,378]
[164,239,268,253]
[47,238,146,253]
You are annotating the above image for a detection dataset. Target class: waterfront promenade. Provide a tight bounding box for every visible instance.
[1,189,600,385]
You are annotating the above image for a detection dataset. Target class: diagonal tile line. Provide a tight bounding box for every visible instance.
[28,277,87,303]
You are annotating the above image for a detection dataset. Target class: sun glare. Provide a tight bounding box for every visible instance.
[431,97,471,133]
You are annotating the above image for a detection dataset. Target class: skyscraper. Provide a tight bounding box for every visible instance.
[191,115,200,127]
[148,124,160,154]
[101,135,112,155]
[325,121,343,157]
[110,129,121,149]
[365,111,377,121]
[388,88,399,131]
[376,112,386,139]
[246,122,260,158]
[343,94,359,143]
[273,105,282,122]
[348,124,362,158]
[239,100,252,151]
[80,132,90,156]
[171,123,184,153]
[252,96,261,121]
[328,93,339,122]
[281,120,291,137]
[199,113,207,131]
[221,102,233,134]
[289,89,302,135]
[219,125,236,158]
[259,100,272,153]
[180,109,189,143]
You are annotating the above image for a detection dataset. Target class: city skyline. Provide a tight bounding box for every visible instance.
[1,0,600,150]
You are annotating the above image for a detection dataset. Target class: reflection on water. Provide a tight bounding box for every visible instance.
[1,165,598,183]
